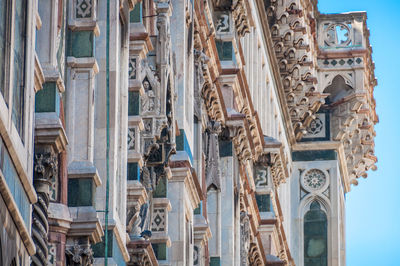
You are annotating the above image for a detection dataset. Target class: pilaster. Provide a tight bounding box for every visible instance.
[167,156,202,266]
[64,0,103,261]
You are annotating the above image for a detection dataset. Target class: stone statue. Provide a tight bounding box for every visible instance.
[206,121,222,189]
[142,80,156,113]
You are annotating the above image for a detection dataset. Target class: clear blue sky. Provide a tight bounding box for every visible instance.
[318,0,400,265]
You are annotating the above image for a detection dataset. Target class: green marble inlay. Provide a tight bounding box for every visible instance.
[292,150,337,162]
[153,175,167,198]
[176,129,185,151]
[67,178,93,206]
[127,162,139,181]
[194,202,201,215]
[216,40,233,61]
[128,91,140,116]
[130,3,142,23]
[210,257,221,266]
[152,243,167,260]
[67,30,94,58]
[256,194,271,212]
[219,140,232,157]
[35,82,59,113]
[92,230,113,258]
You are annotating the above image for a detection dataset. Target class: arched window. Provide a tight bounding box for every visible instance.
[304,201,328,266]
[324,75,353,104]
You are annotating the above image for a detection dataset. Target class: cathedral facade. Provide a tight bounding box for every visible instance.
[0,0,377,265]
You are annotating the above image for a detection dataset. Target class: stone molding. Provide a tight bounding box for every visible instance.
[127,240,159,266]
[0,172,36,255]
[169,165,202,210]
[68,206,104,244]
[35,112,68,154]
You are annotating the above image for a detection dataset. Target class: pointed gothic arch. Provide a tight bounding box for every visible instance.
[323,75,354,104]
[303,201,328,266]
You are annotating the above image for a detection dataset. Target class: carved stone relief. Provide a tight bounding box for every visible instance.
[240,211,251,266]
[65,239,94,266]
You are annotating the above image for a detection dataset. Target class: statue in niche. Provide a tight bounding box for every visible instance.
[156,3,171,66]
[131,202,152,240]
[194,49,209,118]
[142,79,156,113]
[205,121,222,189]
[240,211,251,266]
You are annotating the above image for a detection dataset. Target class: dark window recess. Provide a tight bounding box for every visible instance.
[153,175,167,198]
[128,91,140,116]
[152,243,167,260]
[127,162,139,181]
[256,194,271,212]
[67,178,93,207]
[92,230,113,258]
[216,40,233,61]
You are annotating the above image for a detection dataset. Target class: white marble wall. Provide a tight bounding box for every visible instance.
[290,160,344,266]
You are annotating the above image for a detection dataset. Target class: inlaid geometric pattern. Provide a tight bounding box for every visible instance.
[76,0,92,18]
[127,127,135,150]
[151,208,166,232]
[303,113,327,139]
[129,57,137,80]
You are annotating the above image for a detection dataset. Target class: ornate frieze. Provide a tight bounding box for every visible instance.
[265,0,327,140]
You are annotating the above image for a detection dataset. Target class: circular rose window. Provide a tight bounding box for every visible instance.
[302,169,327,191]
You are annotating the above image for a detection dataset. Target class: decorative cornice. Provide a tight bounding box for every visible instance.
[35,112,68,154]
